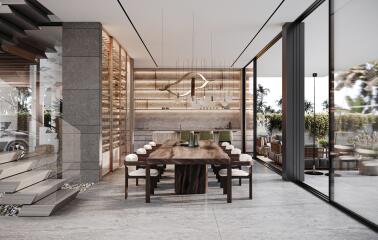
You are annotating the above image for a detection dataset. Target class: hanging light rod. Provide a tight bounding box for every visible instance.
[231,0,285,67]
[116,0,158,67]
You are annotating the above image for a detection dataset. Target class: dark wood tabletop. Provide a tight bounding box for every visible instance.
[147,140,230,164]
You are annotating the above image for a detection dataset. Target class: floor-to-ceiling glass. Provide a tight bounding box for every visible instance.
[302,1,329,195]
[332,0,378,225]
[255,40,283,170]
[0,26,63,177]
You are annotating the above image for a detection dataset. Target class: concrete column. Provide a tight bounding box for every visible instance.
[282,22,305,181]
[62,22,102,183]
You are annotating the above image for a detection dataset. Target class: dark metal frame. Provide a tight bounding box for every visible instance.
[240,0,378,232]
[116,0,158,67]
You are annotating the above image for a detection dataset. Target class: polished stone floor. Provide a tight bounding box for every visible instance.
[0,163,377,240]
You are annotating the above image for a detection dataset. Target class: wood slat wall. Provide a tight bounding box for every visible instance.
[101,30,131,175]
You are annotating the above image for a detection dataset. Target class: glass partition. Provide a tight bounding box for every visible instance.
[0,26,62,177]
[256,39,283,170]
[302,2,329,195]
[245,64,254,153]
[332,0,378,224]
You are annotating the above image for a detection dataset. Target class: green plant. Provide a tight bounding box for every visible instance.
[305,114,329,139]
[318,138,328,148]
[265,114,282,133]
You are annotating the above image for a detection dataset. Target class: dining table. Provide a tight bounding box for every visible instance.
[145,140,233,203]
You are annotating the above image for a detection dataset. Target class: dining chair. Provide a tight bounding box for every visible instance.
[218,155,254,199]
[124,154,159,199]
[180,131,191,142]
[225,144,234,155]
[219,130,232,144]
[149,141,158,150]
[199,131,213,140]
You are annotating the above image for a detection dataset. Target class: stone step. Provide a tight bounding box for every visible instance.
[0,170,51,193]
[0,160,39,179]
[0,179,66,205]
[18,189,79,217]
[0,151,19,165]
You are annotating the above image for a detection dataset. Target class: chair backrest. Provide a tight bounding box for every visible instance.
[219,131,232,142]
[180,131,191,142]
[271,141,282,154]
[239,154,253,162]
[125,153,138,162]
[136,148,147,154]
[231,148,241,155]
[144,144,152,150]
[225,144,234,150]
[199,131,213,140]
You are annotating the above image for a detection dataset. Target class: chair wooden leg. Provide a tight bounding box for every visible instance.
[249,167,253,199]
[223,178,227,194]
[150,179,155,195]
[239,178,242,186]
[136,177,139,186]
[125,167,128,199]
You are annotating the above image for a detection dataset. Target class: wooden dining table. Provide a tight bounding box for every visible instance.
[145,140,233,203]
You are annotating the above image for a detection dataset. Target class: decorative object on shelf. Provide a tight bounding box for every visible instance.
[188,131,199,148]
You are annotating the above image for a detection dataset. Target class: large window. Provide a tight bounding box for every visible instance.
[331,0,378,224]
[302,2,329,195]
[255,39,283,169]
[0,27,62,177]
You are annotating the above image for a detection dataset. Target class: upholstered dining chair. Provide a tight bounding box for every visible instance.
[225,144,234,155]
[180,130,191,142]
[124,153,159,199]
[199,131,213,141]
[218,154,254,199]
[219,130,232,144]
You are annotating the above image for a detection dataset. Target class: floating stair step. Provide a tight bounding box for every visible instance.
[0,151,19,165]
[0,170,51,193]
[0,179,66,205]
[0,160,38,179]
[18,189,79,217]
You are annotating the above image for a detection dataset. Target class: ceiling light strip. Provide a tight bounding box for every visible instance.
[116,0,158,67]
[231,0,286,67]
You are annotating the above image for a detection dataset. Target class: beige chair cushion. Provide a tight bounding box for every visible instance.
[129,169,159,177]
[125,153,138,162]
[136,148,147,154]
[149,141,156,147]
[221,142,230,147]
[240,154,253,163]
[219,168,249,177]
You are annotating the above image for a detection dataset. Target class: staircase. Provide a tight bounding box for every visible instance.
[0,151,79,217]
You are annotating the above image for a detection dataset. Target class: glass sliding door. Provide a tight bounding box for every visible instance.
[255,39,283,170]
[302,1,329,195]
[331,0,378,225]
[245,63,254,153]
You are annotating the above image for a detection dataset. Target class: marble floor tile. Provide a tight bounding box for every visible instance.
[0,163,376,240]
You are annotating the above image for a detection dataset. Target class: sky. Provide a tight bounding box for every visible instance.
[248,76,330,113]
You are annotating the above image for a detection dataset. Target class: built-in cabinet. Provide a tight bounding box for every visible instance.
[101,30,131,176]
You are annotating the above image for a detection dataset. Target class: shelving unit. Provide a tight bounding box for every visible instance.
[134,69,243,111]
[101,30,131,176]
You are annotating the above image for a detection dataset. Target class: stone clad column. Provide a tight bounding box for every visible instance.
[282,22,305,181]
[62,22,102,183]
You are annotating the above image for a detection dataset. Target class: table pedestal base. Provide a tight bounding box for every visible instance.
[175,165,208,194]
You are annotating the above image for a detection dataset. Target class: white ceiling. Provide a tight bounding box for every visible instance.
[39,0,317,68]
